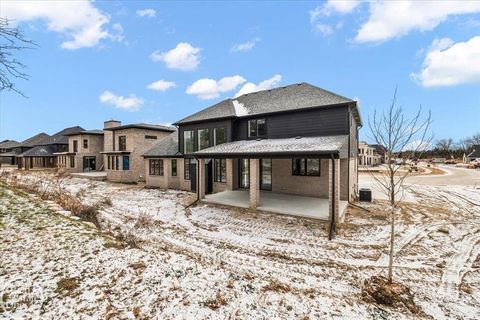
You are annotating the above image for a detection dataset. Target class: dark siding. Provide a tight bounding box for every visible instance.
[178,119,233,155]
[349,111,358,157]
[234,106,349,140]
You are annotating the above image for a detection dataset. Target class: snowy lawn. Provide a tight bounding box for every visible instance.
[1,170,479,319]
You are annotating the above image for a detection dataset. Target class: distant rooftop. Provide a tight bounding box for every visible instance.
[0,140,20,149]
[104,123,175,132]
[19,132,50,148]
[38,126,85,145]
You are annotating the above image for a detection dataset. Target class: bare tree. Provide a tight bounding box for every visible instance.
[465,133,480,147]
[0,18,37,96]
[369,88,432,283]
[435,138,453,156]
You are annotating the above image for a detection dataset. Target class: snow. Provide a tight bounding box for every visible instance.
[232,99,249,116]
[1,170,480,319]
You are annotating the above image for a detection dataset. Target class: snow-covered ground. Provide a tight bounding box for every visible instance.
[1,170,480,319]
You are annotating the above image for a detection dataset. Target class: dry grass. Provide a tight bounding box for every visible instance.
[202,291,228,310]
[262,280,291,293]
[55,277,80,296]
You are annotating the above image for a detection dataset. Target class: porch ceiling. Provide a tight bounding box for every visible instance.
[203,190,347,220]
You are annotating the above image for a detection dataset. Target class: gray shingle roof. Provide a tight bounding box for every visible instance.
[38,126,85,145]
[143,131,181,158]
[19,145,56,157]
[20,133,50,147]
[104,123,175,132]
[194,135,349,157]
[0,140,20,149]
[175,82,358,125]
[468,145,480,158]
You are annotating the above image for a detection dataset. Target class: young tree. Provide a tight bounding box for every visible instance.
[435,138,453,157]
[369,89,432,283]
[0,18,37,96]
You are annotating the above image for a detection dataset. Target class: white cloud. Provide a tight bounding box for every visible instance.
[150,42,201,71]
[1,0,123,50]
[147,80,176,92]
[355,1,480,43]
[231,37,261,52]
[99,91,144,111]
[136,8,156,18]
[235,74,282,97]
[314,24,333,37]
[309,1,360,36]
[186,76,246,100]
[411,36,480,87]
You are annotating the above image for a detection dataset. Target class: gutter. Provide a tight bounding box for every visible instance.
[328,154,336,240]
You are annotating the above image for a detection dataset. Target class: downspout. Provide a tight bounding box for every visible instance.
[328,154,336,241]
[194,156,200,201]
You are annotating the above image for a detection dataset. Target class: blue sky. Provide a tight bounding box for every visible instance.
[1,1,479,143]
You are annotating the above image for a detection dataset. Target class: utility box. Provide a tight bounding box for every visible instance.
[359,188,372,202]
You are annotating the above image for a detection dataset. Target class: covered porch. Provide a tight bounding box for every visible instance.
[204,189,348,220]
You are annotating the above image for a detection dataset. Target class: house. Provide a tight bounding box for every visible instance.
[0,133,50,168]
[467,145,480,162]
[144,82,361,221]
[370,144,387,163]
[0,140,20,165]
[18,126,84,170]
[101,120,175,183]
[56,130,104,172]
[358,141,381,166]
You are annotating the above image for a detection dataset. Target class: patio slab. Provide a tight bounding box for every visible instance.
[204,190,347,220]
[71,171,107,181]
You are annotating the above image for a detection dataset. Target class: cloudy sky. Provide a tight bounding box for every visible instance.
[0,0,479,142]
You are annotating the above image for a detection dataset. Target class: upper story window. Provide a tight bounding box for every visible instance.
[118,136,126,151]
[83,139,88,149]
[184,130,194,154]
[248,119,266,138]
[198,128,209,150]
[214,127,227,146]
[145,135,157,140]
[73,140,78,153]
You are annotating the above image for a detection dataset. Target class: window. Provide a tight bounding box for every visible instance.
[83,139,88,149]
[248,119,266,138]
[214,159,226,182]
[123,156,130,170]
[171,159,177,176]
[70,155,75,168]
[197,128,209,150]
[118,136,126,151]
[184,130,194,154]
[149,159,163,176]
[239,158,249,188]
[115,156,119,170]
[145,135,157,140]
[292,158,320,176]
[73,140,78,152]
[107,156,111,170]
[184,159,191,180]
[214,127,227,146]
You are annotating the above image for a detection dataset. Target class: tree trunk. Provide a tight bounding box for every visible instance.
[388,204,395,283]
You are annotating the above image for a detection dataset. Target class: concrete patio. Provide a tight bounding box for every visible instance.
[204,190,348,220]
[71,171,107,181]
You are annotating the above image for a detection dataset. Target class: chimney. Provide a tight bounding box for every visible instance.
[104,120,121,129]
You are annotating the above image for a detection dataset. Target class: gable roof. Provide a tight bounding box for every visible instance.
[19,145,56,157]
[38,126,85,145]
[0,140,20,149]
[468,145,480,158]
[103,123,175,132]
[174,82,360,125]
[143,131,181,158]
[19,132,50,147]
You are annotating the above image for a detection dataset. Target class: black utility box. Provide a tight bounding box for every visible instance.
[359,188,372,202]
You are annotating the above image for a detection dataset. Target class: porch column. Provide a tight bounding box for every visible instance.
[198,158,206,199]
[226,159,233,191]
[249,158,260,208]
[328,158,340,237]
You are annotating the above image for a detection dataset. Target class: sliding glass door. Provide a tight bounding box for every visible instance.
[260,159,272,190]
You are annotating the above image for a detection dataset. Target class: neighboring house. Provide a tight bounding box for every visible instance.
[370,144,387,163]
[467,145,480,162]
[56,130,104,172]
[18,126,84,170]
[358,141,381,166]
[102,121,175,183]
[0,133,50,168]
[0,140,20,165]
[144,82,361,220]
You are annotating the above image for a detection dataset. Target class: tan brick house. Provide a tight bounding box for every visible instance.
[56,130,104,172]
[102,121,175,183]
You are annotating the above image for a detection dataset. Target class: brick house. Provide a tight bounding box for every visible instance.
[56,130,104,172]
[0,133,50,167]
[101,121,175,183]
[143,82,361,221]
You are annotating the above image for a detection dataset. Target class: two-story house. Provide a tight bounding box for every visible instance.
[143,83,361,220]
[56,130,104,172]
[102,120,175,183]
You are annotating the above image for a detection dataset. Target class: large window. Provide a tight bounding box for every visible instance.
[292,158,321,176]
[149,159,163,176]
[214,127,227,146]
[118,136,126,151]
[115,156,119,170]
[123,156,130,170]
[184,159,191,180]
[248,119,266,138]
[70,155,75,168]
[197,128,209,150]
[214,158,226,183]
[171,159,177,176]
[73,140,78,152]
[83,139,88,149]
[184,130,194,154]
[239,158,249,188]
